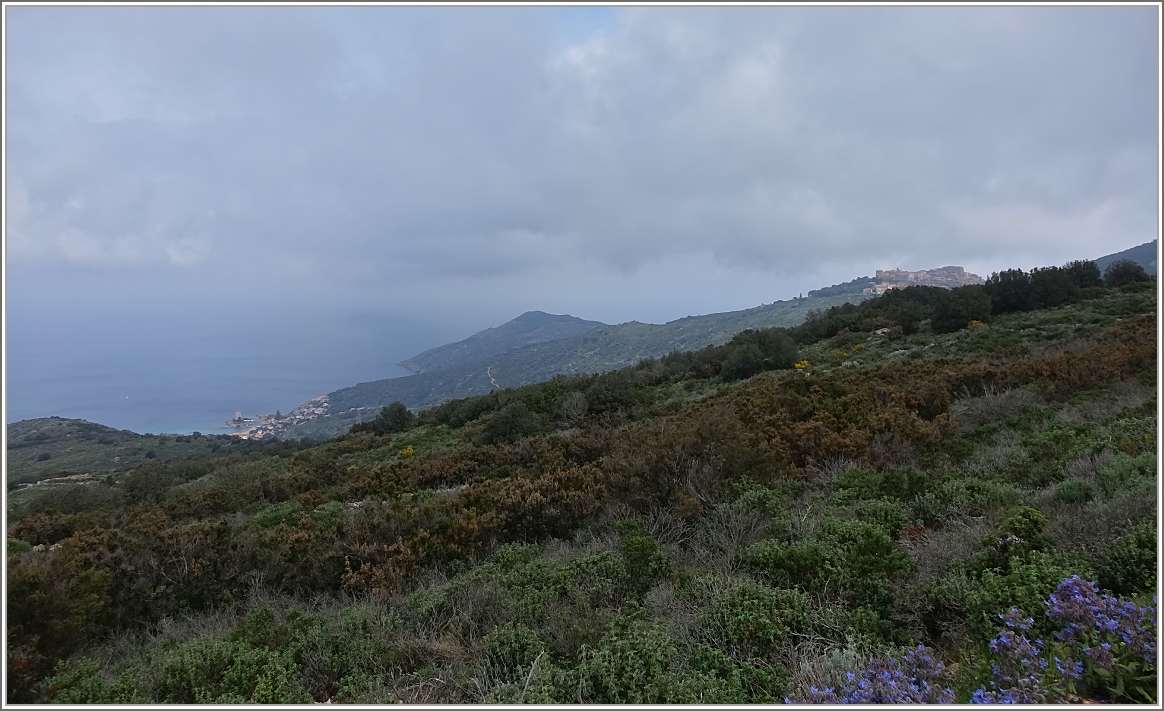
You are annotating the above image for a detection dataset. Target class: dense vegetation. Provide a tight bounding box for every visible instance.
[5,260,1157,704]
[291,292,868,440]
[5,418,290,489]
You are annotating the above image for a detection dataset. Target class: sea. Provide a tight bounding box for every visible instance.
[5,337,418,436]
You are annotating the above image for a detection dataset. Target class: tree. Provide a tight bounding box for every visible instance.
[1103,259,1150,287]
[372,402,415,434]
[554,392,589,429]
[931,285,992,333]
[477,402,541,445]
[984,269,1033,314]
[1063,260,1102,289]
[1030,266,1080,309]
[350,401,416,435]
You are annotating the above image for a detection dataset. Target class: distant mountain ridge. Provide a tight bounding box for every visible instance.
[398,311,606,374]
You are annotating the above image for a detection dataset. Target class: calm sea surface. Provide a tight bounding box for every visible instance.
[6,340,418,435]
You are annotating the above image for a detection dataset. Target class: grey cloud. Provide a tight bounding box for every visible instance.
[6,5,1158,329]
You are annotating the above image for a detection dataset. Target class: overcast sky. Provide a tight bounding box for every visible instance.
[5,5,1160,358]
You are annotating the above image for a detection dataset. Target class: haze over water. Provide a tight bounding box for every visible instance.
[5,312,422,435]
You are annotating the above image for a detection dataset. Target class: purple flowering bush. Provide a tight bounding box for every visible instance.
[787,576,1157,704]
[789,645,955,704]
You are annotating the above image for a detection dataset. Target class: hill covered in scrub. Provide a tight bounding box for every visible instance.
[5,263,1158,704]
[284,291,867,440]
[397,311,607,374]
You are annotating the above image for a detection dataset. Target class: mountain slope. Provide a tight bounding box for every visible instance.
[398,311,606,373]
[283,292,866,439]
[1094,239,1157,275]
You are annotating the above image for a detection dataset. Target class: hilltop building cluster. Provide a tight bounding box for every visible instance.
[863,266,984,295]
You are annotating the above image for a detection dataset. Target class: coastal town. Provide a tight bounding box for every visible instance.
[224,395,333,440]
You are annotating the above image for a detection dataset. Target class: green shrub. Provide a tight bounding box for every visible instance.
[1108,416,1157,455]
[1099,521,1157,596]
[475,403,544,445]
[855,498,910,538]
[967,551,1094,639]
[909,492,946,526]
[618,520,672,596]
[153,638,310,704]
[699,581,810,658]
[42,658,146,704]
[562,617,755,704]
[1096,452,1157,499]
[557,550,628,608]
[1053,478,1095,505]
[7,538,32,556]
[936,477,1021,517]
[482,624,546,684]
[310,500,345,528]
[834,468,929,505]
[252,500,302,529]
[972,506,1053,574]
[741,539,830,589]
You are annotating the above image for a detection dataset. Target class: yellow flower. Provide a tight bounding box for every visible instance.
[968,320,985,328]
[833,350,849,360]
[794,360,810,370]
[852,343,865,352]
[398,446,415,457]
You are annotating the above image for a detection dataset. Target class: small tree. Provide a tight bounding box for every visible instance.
[1030,266,1080,309]
[931,285,992,333]
[1063,260,1103,289]
[1103,259,1150,287]
[985,269,1033,314]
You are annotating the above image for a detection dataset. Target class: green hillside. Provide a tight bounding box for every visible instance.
[287,292,867,439]
[398,311,606,374]
[7,268,1156,704]
[4,417,283,490]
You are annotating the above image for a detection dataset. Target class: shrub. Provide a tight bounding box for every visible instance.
[1053,478,1094,505]
[481,624,546,684]
[1096,452,1156,499]
[791,577,1158,705]
[252,500,302,529]
[854,498,910,539]
[1108,416,1157,456]
[476,403,543,445]
[788,644,954,703]
[152,638,310,704]
[699,581,811,659]
[968,551,1094,639]
[618,520,672,596]
[564,617,753,703]
[41,657,146,704]
[1098,521,1157,596]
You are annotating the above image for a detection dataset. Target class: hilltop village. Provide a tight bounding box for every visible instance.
[863,265,984,294]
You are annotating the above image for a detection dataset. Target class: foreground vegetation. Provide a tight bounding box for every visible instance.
[5,261,1157,704]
